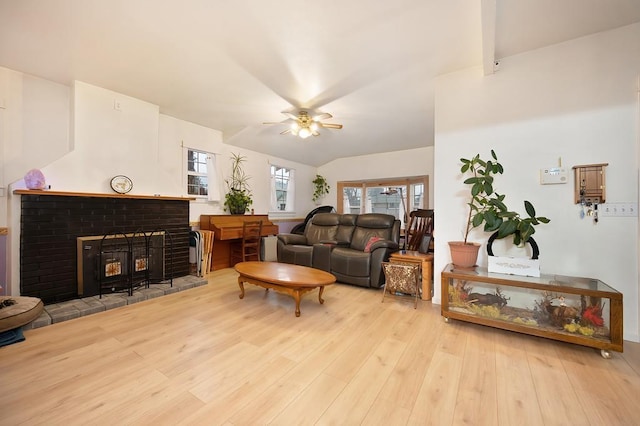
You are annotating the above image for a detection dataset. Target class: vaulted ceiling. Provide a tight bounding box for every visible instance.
[1,0,640,166]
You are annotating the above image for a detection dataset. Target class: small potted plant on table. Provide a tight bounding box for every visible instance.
[224,153,253,215]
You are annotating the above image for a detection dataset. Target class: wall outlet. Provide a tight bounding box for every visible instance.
[113,99,122,111]
[540,167,567,184]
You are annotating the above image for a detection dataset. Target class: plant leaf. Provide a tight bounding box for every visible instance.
[497,220,517,238]
[524,200,536,217]
[472,213,484,227]
[471,182,482,196]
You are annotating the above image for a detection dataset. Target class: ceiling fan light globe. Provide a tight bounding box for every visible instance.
[298,128,312,139]
[310,122,319,132]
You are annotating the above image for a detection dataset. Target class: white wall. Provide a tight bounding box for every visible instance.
[0,75,319,295]
[319,147,435,208]
[434,23,640,342]
[0,67,70,227]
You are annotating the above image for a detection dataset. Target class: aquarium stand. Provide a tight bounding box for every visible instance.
[441,264,623,357]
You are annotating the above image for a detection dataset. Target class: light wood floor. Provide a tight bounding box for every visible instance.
[2,268,640,426]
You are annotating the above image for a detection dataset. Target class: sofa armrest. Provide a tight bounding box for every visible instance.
[369,239,399,253]
[277,233,308,245]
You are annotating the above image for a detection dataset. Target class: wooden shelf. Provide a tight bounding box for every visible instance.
[13,189,195,201]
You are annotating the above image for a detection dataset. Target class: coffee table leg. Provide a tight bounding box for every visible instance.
[294,290,301,317]
[318,286,325,304]
[238,277,245,299]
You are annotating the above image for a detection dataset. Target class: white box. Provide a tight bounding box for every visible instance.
[540,167,567,184]
[488,255,540,277]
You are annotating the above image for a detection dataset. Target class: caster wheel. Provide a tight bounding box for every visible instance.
[600,349,611,359]
[444,317,450,323]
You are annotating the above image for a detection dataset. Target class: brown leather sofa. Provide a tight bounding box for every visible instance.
[276,213,400,288]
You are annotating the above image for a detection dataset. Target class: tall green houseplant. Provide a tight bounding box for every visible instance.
[224,153,252,214]
[460,150,550,246]
[451,150,550,267]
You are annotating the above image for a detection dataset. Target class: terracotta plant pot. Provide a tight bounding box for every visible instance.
[448,241,481,268]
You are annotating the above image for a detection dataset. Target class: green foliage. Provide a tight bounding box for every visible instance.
[312,174,330,202]
[224,153,253,214]
[460,150,550,245]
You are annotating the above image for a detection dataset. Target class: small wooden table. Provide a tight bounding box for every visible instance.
[235,261,336,317]
[389,251,434,301]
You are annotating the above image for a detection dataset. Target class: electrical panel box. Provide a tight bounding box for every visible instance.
[573,163,608,204]
[540,167,568,184]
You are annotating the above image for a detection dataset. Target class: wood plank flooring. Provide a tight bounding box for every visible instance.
[1,267,640,425]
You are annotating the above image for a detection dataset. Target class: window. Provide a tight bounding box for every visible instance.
[337,177,429,229]
[186,149,208,197]
[270,165,295,212]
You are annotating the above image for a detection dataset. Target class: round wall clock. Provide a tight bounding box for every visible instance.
[110,175,133,194]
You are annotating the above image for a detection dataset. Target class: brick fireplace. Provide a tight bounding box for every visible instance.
[17,190,191,304]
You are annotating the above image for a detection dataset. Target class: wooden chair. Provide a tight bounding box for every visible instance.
[381,262,421,308]
[405,209,434,253]
[230,220,263,264]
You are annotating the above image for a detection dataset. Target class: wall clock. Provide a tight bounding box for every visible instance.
[110,175,133,194]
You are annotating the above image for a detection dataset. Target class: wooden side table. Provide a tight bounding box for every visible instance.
[389,251,434,301]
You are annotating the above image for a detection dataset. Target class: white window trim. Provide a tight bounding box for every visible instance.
[184,147,221,201]
[269,164,296,215]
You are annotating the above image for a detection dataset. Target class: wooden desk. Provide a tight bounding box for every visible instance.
[200,214,279,271]
[389,251,434,301]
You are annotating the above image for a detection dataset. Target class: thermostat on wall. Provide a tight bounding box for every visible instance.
[540,167,568,185]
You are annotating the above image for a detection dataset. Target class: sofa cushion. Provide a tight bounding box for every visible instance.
[305,213,340,245]
[336,214,357,243]
[350,214,396,251]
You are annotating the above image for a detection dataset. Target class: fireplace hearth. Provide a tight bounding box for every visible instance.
[17,190,191,304]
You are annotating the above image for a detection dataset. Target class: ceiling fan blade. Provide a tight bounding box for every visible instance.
[280,129,292,135]
[312,130,320,136]
[320,123,343,129]
[312,112,332,121]
[263,121,287,125]
[282,112,299,120]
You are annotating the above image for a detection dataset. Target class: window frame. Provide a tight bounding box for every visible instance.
[185,148,209,198]
[269,164,295,214]
[336,176,429,227]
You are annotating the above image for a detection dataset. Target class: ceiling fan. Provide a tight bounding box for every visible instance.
[264,111,343,139]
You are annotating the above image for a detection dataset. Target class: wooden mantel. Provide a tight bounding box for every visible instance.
[14,189,196,201]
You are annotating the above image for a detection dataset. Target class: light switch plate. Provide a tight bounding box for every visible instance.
[599,202,638,217]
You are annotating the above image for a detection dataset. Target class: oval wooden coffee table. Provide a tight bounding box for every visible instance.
[235,261,336,317]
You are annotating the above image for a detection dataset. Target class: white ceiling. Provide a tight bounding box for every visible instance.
[1,0,640,166]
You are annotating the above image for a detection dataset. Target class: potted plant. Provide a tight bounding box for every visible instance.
[312,174,330,203]
[224,153,253,215]
[450,150,550,268]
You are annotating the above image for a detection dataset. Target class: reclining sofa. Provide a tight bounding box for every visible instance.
[277,213,400,288]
